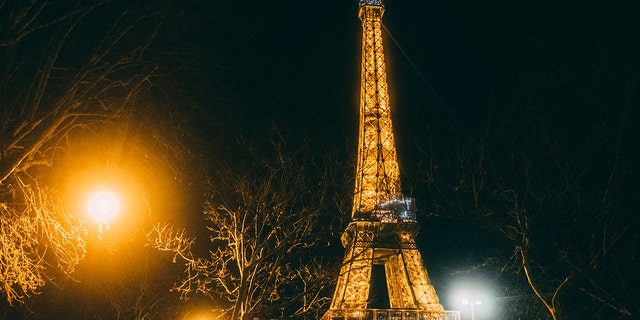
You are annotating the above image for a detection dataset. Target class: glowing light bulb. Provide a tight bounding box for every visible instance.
[87,190,120,223]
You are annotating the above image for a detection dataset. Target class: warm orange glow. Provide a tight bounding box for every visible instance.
[181,307,222,320]
[57,119,183,240]
[63,166,144,238]
[87,190,120,223]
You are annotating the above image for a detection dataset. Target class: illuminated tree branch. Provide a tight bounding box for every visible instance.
[0,178,86,304]
[146,131,339,320]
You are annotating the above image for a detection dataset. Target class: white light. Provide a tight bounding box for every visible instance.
[461,298,483,320]
[87,190,120,223]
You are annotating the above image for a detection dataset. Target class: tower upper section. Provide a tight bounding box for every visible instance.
[352,0,406,220]
[359,0,384,7]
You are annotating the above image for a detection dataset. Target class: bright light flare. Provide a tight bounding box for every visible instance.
[449,280,495,320]
[462,299,482,305]
[87,190,120,223]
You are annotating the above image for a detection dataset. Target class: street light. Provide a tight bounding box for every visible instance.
[461,299,482,320]
[86,189,123,238]
[87,190,120,223]
[66,166,146,240]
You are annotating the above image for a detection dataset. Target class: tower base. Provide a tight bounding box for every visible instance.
[323,220,456,319]
[323,309,461,320]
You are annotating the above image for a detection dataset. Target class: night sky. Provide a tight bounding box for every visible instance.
[2,0,638,318]
[236,0,640,317]
[244,0,604,130]
[246,0,638,133]
[206,0,634,181]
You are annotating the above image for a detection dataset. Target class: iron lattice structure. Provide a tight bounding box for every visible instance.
[324,2,459,319]
[352,1,399,218]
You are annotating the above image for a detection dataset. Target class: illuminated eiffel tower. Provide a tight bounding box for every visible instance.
[323,1,459,319]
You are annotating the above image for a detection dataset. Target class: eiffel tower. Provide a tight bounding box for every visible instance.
[323,1,459,319]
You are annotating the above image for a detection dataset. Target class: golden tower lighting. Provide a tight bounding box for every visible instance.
[323,1,459,319]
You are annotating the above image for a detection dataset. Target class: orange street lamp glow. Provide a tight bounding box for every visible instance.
[87,190,120,223]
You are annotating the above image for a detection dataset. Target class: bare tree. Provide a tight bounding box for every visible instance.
[82,243,183,320]
[419,71,639,319]
[410,2,640,316]
[147,129,341,320]
[0,0,171,182]
[0,0,188,304]
[0,179,85,304]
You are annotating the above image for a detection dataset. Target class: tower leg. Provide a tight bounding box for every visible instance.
[385,252,417,309]
[329,226,375,310]
[401,249,444,311]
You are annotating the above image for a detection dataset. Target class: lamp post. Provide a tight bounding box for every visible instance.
[462,299,482,320]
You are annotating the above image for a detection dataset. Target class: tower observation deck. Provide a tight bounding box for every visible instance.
[323,1,459,319]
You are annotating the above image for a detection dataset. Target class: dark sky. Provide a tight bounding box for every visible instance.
[3,0,637,317]
[94,0,640,317]
[100,0,640,317]
[208,0,631,161]
[233,0,639,316]
[238,0,637,131]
